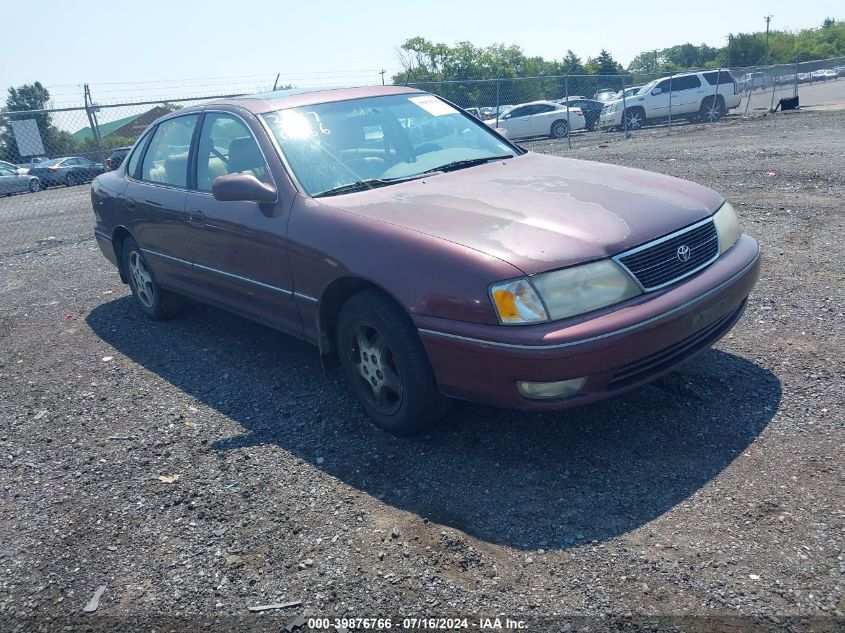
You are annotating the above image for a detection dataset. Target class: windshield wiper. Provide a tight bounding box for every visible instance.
[313,174,428,198]
[419,155,514,175]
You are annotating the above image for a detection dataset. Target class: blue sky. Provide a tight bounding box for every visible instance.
[2,0,841,106]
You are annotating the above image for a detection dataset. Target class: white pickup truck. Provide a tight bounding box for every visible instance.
[598,70,741,130]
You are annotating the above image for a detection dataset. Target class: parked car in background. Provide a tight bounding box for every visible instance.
[594,89,617,102]
[0,165,41,194]
[107,146,132,170]
[90,85,759,435]
[28,156,105,187]
[464,107,483,119]
[738,72,767,91]
[797,72,812,83]
[835,66,845,77]
[558,97,605,131]
[0,160,27,175]
[599,69,740,130]
[616,86,642,100]
[485,101,585,138]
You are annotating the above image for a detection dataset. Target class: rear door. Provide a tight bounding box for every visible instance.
[185,110,301,335]
[671,74,703,114]
[123,113,200,295]
[529,104,557,135]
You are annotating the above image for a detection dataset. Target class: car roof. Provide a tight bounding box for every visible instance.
[200,85,425,115]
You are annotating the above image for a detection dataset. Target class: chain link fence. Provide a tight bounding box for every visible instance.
[1,57,843,257]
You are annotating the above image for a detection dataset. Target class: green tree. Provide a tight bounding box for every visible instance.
[560,50,585,75]
[585,49,624,75]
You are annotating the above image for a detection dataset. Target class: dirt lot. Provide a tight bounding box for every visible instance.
[1,109,843,632]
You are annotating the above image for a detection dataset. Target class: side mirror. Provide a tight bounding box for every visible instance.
[651,88,663,95]
[212,172,277,203]
[495,127,509,138]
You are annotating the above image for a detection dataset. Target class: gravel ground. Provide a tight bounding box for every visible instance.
[1,109,843,632]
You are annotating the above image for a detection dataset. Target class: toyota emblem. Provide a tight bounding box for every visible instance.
[676,245,691,262]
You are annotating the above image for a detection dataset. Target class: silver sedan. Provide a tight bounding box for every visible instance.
[0,166,41,194]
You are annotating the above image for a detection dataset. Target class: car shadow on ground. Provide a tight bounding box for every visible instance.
[87,297,781,550]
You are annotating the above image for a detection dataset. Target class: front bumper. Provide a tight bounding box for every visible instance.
[415,235,760,410]
[598,108,623,129]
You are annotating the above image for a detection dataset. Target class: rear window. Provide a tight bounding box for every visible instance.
[703,71,736,86]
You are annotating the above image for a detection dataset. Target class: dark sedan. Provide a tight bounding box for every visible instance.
[559,98,605,131]
[30,156,105,187]
[90,86,760,435]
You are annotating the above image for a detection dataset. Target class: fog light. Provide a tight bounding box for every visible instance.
[517,377,587,400]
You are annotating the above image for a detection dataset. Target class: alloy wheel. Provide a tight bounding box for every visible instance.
[624,109,644,130]
[29,179,40,192]
[550,120,569,138]
[704,102,723,122]
[347,321,404,415]
[128,250,156,308]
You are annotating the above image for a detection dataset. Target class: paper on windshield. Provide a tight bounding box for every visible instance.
[409,95,458,116]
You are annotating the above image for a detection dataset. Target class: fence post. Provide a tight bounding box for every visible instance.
[621,75,629,139]
[668,72,673,128]
[495,76,501,127]
[794,59,799,98]
[769,69,778,112]
[565,76,571,149]
[712,67,722,121]
[83,84,106,168]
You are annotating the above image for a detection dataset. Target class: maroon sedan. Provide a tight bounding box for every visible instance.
[90,86,760,435]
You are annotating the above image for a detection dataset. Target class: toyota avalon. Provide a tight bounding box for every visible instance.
[90,86,760,435]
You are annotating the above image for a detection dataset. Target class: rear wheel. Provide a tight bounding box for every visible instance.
[623,107,645,130]
[29,179,41,193]
[121,237,187,319]
[65,172,79,187]
[700,97,725,122]
[336,290,449,436]
[550,119,569,139]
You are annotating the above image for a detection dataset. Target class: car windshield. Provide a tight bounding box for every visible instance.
[262,93,519,197]
[37,158,63,167]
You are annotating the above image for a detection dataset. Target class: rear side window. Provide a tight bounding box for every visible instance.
[671,75,701,91]
[125,134,150,178]
[703,70,736,86]
[140,115,199,187]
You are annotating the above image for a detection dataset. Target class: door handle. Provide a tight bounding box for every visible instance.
[187,208,205,226]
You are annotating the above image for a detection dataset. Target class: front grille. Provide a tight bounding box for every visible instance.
[616,219,718,290]
[607,302,745,391]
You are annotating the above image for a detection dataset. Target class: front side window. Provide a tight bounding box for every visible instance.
[141,115,199,187]
[195,113,270,192]
[263,93,518,197]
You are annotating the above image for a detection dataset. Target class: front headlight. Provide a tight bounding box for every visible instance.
[490,278,548,324]
[532,259,642,320]
[490,259,642,325]
[713,200,741,253]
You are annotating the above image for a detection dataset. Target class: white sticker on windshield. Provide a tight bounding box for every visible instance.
[408,95,457,116]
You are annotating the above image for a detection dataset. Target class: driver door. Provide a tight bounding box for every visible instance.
[185,111,301,336]
[502,106,533,138]
[646,79,671,119]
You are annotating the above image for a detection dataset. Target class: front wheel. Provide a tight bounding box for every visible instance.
[121,237,187,319]
[336,290,449,436]
[550,119,569,139]
[623,108,645,130]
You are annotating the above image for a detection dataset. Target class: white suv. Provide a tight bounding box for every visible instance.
[598,70,741,130]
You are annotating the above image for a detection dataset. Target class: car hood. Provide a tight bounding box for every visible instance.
[322,152,725,275]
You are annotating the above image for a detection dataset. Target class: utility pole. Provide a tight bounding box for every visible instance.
[764,15,773,64]
[379,69,386,85]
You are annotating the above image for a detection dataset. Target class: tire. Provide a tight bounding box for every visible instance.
[65,172,78,187]
[121,237,187,320]
[336,289,450,436]
[623,107,645,130]
[700,97,725,123]
[29,179,41,193]
[549,119,569,139]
